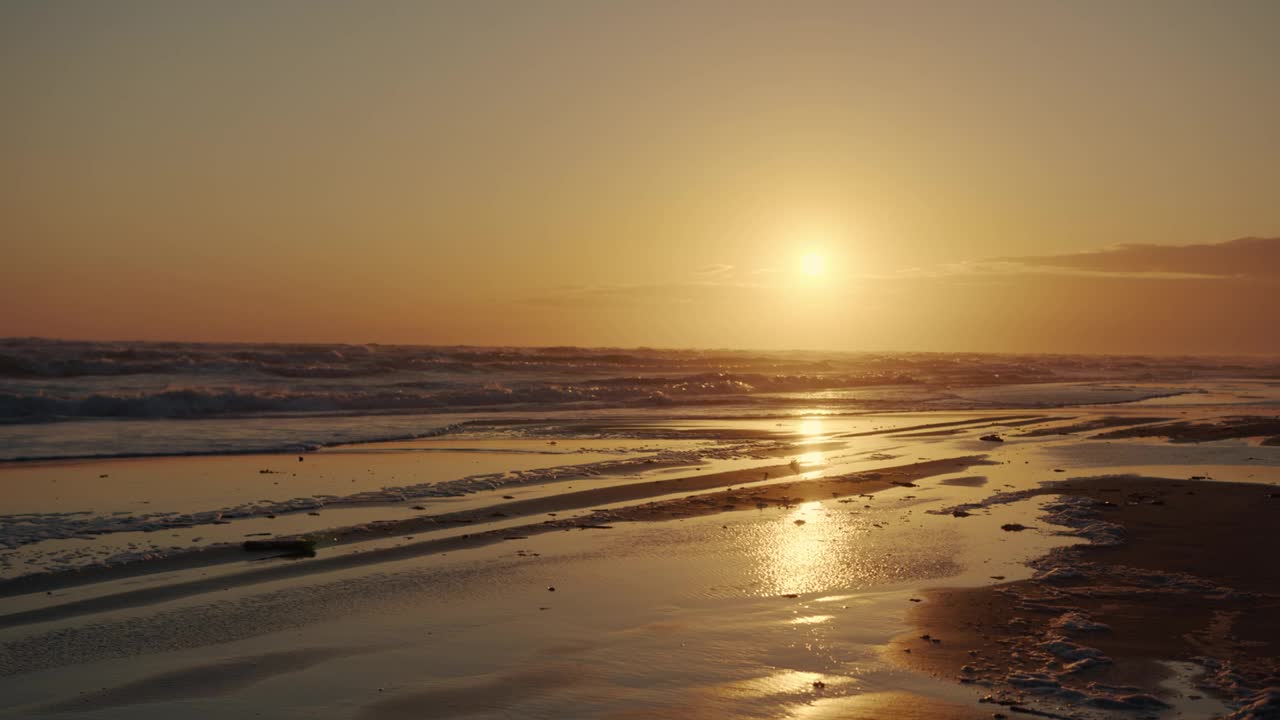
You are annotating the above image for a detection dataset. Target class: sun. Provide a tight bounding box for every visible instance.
[799,252,826,277]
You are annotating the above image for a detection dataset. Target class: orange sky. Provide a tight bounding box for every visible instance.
[3,2,1279,353]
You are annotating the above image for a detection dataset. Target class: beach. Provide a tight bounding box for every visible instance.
[8,0,1280,715]
[1,345,1278,718]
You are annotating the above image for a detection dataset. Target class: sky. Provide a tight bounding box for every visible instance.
[3,0,1279,354]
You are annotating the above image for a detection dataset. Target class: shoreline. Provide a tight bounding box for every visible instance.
[891,475,1280,718]
[0,436,839,594]
[1,393,1277,718]
[0,454,989,632]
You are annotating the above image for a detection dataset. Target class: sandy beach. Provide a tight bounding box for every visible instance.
[8,1,1280,715]
[0,371,1276,719]
[893,475,1280,718]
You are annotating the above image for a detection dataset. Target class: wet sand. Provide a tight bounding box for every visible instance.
[893,475,1280,717]
[42,646,385,713]
[0,454,987,630]
[1092,416,1280,444]
[1,398,1277,719]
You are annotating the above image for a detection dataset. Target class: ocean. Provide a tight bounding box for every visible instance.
[2,341,1279,718]
[3,338,1270,462]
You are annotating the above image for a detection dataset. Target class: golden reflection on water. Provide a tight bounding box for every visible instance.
[711,669,844,699]
[751,501,847,596]
[797,450,826,468]
[787,614,834,625]
[783,691,979,720]
[736,497,960,597]
[799,417,825,438]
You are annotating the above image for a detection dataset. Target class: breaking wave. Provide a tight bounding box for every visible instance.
[2,339,1275,461]
[0,372,917,421]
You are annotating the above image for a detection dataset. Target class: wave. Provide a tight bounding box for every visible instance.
[0,340,847,379]
[0,371,920,422]
[0,423,469,463]
[3,339,1277,426]
[5,339,1277,382]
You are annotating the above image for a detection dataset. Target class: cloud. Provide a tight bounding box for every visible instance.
[511,236,1280,353]
[524,281,772,308]
[891,261,1231,281]
[995,236,1280,280]
[884,237,1280,282]
[527,264,789,308]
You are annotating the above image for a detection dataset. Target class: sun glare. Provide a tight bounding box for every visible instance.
[800,252,826,277]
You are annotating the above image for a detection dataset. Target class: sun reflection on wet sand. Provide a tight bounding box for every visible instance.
[782,691,991,719]
[796,450,827,468]
[762,501,840,596]
[734,498,965,598]
[710,669,836,699]
[799,417,826,438]
[692,657,986,720]
[788,614,834,625]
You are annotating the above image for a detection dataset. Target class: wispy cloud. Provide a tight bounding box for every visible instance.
[694,264,735,277]
[997,236,1279,279]
[891,261,1234,281]
[522,238,1279,312]
[524,280,773,308]
[893,237,1279,282]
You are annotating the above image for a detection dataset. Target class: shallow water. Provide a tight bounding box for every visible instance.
[0,371,1277,718]
[0,490,1072,719]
